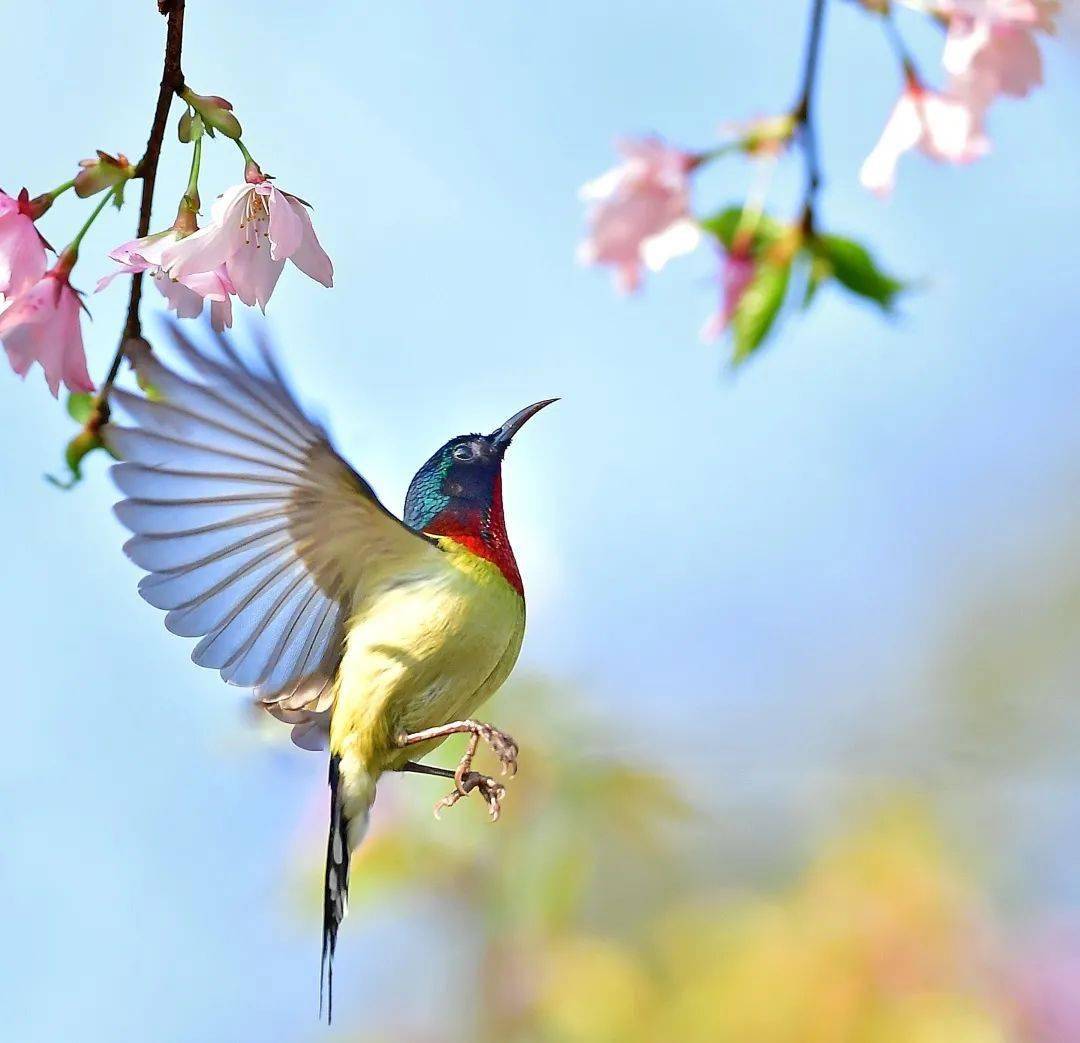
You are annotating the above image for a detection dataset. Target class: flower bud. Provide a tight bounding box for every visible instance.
[47,419,111,490]
[742,114,797,157]
[180,87,243,140]
[61,429,104,486]
[243,158,269,184]
[74,151,135,198]
[178,107,194,143]
[19,187,54,220]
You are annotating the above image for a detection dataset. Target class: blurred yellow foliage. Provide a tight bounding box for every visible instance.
[303,683,1022,1043]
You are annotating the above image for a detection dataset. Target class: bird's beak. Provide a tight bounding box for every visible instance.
[490,398,558,453]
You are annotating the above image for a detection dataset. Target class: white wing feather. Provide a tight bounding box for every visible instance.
[106,324,436,745]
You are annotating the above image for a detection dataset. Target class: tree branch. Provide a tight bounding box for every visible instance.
[881,6,920,83]
[793,0,827,233]
[97,0,186,419]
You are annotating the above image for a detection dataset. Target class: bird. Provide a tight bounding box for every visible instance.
[103,322,555,1022]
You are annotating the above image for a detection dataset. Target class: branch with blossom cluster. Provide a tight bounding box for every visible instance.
[577,0,1058,363]
[0,0,333,486]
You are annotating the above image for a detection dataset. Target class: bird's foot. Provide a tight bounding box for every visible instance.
[396,719,519,777]
[396,719,519,820]
[469,722,519,778]
[433,770,506,821]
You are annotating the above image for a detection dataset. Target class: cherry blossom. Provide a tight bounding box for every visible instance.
[860,80,990,197]
[700,249,756,342]
[941,0,1058,103]
[160,178,333,311]
[0,189,47,305]
[0,253,92,396]
[577,137,702,294]
[98,230,235,331]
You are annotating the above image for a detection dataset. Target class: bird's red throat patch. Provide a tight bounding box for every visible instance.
[423,475,524,595]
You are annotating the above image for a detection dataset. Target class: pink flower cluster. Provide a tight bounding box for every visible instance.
[862,0,1057,195]
[159,177,332,311]
[0,166,333,396]
[100,175,332,329]
[0,191,91,396]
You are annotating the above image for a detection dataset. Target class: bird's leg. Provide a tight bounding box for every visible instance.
[396,719,519,776]
[397,758,507,821]
[395,720,519,820]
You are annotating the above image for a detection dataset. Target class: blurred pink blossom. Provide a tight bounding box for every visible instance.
[0,254,92,396]
[98,230,235,331]
[700,249,755,342]
[0,189,47,304]
[577,137,702,294]
[937,0,1057,32]
[941,0,1057,105]
[860,81,989,197]
[160,180,333,311]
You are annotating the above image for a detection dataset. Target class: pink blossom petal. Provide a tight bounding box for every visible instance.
[55,288,92,394]
[0,276,90,396]
[209,182,254,225]
[210,295,233,332]
[95,267,130,293]
[266,187,304,261]
[108,230,173,268]
[700,250,755,342]
[179,268,231,301]
[226,242,285,311]
[153,271,206,319]
[615,262,641,295]
[286,198,333,287]
[578,136,697,292]
[860,93,924,197]
[640,218,702,273]
[0,208,47,300]
[861,84,988,197]
[0,278,55,337]
[160,223,233,280]
[161,185,251,279]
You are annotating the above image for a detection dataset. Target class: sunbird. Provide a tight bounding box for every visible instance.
[104,324,555,1021]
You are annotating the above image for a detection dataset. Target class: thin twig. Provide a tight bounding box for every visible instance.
[792,0,828,233]
[881,6,920,82]
[97,0,186,420]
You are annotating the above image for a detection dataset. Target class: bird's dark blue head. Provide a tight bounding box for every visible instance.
[403,400,556,536]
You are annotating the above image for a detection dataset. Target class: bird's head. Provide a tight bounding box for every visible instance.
[403,399,557,536]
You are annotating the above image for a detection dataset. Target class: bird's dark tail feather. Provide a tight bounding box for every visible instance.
[320,753,349,1024]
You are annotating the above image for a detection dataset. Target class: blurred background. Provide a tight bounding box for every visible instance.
[2,2,1080,1040]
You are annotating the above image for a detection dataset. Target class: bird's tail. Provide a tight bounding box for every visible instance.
[320,752,375,1024]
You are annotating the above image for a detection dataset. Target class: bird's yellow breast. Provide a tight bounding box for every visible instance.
[329,537,525,773]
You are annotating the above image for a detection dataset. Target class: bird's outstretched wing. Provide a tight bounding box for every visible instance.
[105,323,438,746]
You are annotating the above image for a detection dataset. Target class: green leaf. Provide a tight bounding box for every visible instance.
[812,234,904,311]
[731,260,790,363]
[802,253,831,310]
[66,392,95,424]
[700,206,784,255]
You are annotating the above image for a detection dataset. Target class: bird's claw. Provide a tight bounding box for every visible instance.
[477,724,519,778]
[433,770,506,822]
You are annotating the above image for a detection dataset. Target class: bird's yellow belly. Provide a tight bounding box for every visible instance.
[329,542,525,775]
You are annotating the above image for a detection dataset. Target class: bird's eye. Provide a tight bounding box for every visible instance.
[452,445,474,462]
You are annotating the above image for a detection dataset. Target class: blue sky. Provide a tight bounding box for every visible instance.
[2,3,1079,1040]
